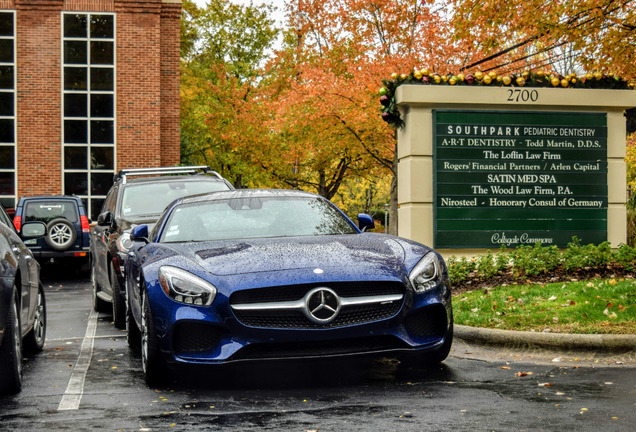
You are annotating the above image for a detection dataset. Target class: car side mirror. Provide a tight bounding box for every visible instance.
[357,214,375,232]
[97,211,113,227]
[130,224,149,242]
[21,221,47,239]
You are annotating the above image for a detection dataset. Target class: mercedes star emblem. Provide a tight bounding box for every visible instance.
[303,287,341,324]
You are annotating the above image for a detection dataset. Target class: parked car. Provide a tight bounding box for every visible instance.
[91,166,234,329]
[12,195,91,269]
[124,189,453,385]
[0,204,48,394]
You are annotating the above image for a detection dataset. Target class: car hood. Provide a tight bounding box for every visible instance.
[162,234,408,277]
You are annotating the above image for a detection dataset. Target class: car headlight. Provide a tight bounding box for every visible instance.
[409,252,441,293]
[158,266,217,306]
[116,232,134,252]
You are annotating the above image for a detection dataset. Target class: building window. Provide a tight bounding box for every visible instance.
[62,13,115,218]
[0,11,16,210]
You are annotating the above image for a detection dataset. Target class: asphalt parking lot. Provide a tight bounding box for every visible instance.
[1,267,635,431]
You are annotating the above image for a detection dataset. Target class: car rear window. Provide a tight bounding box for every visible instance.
[121,180,230,219]
[24,201,79,223]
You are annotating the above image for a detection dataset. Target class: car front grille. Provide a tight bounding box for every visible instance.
[230,281,405,329]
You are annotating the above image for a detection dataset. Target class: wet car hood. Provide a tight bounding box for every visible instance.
[161,234,408,276]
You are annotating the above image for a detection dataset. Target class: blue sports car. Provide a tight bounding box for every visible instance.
[124,189,452,384]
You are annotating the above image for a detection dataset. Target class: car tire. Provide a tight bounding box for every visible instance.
[400,323,454,369]
[141,290,168,386]
[0,293,23,394]
[45,218,77,251]
[92,265,109,313]
[110,262,126,329]
[24,283,47,353]
[126,281,141,348]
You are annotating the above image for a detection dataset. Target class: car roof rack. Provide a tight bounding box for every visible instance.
[114,166,223,184]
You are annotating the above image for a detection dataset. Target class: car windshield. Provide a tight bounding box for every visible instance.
[161,196,358,242]
[120,180,229,219]
[24,201,78,223]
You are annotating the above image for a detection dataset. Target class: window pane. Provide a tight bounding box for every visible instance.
[0,197,15,210]
[91,147,114,169]
[64,172,87,195]
[64,40,87,64]
[91,68,113,91]
[64,120,87,143]
[64,94,87,117]
[90,94,113,117]
[91,173,113,195]
[64,14,87,38]
[64,67,87,90]
[0,13,13,36]
[90,41,113,65]
[64,147,87,169]
[0,39,13,62]
[90,198,104,219]
[0,146,14,169]
[0,92,13,116]
[0,66,14,89]
[0,119,13,143]
[90,15,113,38]
[91,120,113,144]
[0,172,14,195]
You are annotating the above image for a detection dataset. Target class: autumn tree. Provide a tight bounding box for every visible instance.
[256,0,470,233]
[180,0,279,187]
[449,0,636,79]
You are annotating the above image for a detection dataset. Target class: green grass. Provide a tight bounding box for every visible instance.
[453,278,636,334]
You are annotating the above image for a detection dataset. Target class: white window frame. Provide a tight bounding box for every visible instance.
[61,12,116,219]
[0,10,16,209]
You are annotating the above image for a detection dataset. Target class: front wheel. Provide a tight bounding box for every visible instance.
[141,290,168,386]
[126,280,141,348]
[92,265,109,313]
[110,262,126,329]
[400,323,454,369]
[0,293,22,394]
[24,283,47,353]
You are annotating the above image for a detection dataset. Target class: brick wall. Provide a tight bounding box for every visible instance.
[15,0,64,195]
[3,0,181,197]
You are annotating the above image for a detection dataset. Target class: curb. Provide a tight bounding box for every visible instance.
[454,324,636,352]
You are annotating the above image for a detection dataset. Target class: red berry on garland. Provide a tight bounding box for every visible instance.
[380,95,390,106]
[381,111,392,122]
[465,74,475,85]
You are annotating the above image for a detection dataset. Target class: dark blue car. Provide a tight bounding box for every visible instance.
[124,189,452,385]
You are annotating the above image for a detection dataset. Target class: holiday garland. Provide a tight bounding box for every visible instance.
[379,70,634,129]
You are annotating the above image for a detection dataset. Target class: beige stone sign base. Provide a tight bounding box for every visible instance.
[396,86,636,258]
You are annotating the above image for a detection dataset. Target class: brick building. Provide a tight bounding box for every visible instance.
[0,0,181,218]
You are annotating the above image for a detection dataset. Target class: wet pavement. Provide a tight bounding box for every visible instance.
[1,267,635,431]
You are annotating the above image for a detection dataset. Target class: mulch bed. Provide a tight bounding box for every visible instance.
[452,266,635,296]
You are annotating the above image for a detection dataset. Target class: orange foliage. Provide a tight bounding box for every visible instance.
[450,0,636,80]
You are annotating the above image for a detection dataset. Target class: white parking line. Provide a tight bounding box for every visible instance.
[57,310,98,411]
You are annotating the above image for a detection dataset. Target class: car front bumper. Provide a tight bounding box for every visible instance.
[147,280,453,367]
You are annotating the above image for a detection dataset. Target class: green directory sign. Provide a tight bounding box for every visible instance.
[434,110,608,248]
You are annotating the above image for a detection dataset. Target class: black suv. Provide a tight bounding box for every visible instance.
[12,195,91,267]
[91,166,234,328]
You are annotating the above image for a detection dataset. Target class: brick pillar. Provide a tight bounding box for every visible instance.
[15,0,64,196]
